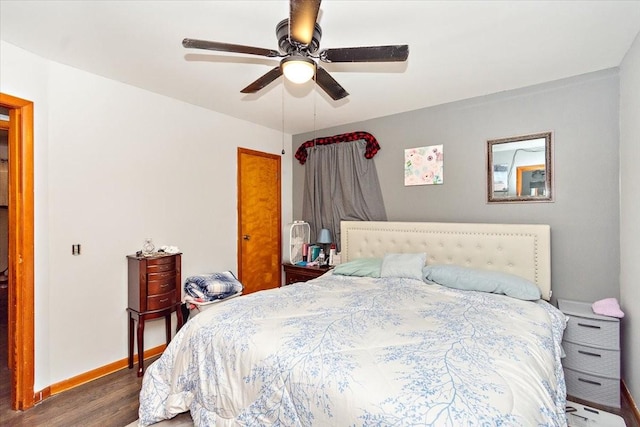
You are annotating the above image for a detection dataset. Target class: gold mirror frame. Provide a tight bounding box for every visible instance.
[487,132,553,203]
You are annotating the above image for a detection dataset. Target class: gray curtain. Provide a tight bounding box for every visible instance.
[302,140,387,251]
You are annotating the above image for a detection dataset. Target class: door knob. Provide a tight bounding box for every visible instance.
[243,235,251,240]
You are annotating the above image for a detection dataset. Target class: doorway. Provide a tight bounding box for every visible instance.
[0,93,35,410]
[0,114,9,410]
[516,164,546,197]
[237,148,281,294]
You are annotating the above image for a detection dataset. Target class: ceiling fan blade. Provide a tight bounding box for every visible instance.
[183,38,280,58]
[289,0,321,45]
[240,66,283,94]
[320,45,409,63]
[315,67,348,101]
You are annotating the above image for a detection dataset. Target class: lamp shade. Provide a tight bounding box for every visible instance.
[317,228,332,244]
[281,56,315,84]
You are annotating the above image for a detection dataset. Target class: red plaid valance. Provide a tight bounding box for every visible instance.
[294,131,381,165]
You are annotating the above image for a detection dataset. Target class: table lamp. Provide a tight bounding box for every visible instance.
[317,228,332,266]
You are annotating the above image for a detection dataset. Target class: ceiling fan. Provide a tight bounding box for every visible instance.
[182,0,409,101]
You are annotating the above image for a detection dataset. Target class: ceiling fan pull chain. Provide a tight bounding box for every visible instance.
[313,65,317,150]
[281,80,286,155]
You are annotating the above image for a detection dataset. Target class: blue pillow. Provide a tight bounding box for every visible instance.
[333,258,382,277]
[380,253,427,280]
[423,264,541,301]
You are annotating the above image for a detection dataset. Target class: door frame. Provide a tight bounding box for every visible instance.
[0,93,35,410]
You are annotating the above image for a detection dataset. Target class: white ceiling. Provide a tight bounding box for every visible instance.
[1,1,639,135]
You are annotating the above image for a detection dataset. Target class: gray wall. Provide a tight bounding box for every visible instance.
[292,69,620,304]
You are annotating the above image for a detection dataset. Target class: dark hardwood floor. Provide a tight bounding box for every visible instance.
[1,309,639,426]
[0,317,147,427]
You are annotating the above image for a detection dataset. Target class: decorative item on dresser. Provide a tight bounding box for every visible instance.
[282,263,332,285]
[127,252,184,376]
[558,299,621,408]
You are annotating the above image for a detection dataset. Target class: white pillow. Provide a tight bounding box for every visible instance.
[380,253,427,280]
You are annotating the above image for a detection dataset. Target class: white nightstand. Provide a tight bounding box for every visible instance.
[558,299,620,408]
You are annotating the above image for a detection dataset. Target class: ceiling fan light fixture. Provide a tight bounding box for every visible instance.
[281,56,315,84]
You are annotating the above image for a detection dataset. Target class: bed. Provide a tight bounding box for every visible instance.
[138,221,567,426]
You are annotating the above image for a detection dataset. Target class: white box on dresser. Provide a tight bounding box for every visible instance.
[558,299,621,408]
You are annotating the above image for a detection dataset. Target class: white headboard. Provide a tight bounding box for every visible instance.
[340,221,552,300]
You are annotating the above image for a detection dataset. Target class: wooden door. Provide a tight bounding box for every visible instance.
[237,148,281,294]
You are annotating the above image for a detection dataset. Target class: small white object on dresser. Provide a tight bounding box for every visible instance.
[558,298,621,408]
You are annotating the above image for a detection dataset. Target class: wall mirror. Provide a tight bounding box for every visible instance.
[487,131,553,203]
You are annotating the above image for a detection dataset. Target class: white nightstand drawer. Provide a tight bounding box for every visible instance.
[562,341,620,378]
[564,367,620,408]
[563,315,619,349]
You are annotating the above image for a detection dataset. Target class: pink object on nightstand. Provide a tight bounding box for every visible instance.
[592,298,625,318]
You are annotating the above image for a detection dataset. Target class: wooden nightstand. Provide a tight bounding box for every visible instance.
[558,299,621,408]
[127,252,184,376]
[283,263,333,285]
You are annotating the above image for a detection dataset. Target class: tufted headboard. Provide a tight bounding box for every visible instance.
[340,221,552,300]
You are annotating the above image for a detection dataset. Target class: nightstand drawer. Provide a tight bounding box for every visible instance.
[564,315,619,349]
[147,291,176,311]
[147,270,176,282]
[285,270,321,284]
[147,256,176,266]
[147,278,175,296]
[285,273,302,285]
[282,264,332,285]
[147,261,175,273]
[564,367,620,408]
[562,341,619,378]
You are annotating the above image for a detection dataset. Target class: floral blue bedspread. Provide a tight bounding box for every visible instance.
[139,273,568,426]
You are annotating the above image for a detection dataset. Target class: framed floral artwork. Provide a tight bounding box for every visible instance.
[404,145,443,186]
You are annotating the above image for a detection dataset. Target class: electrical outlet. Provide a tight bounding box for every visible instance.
[72,244,81,255]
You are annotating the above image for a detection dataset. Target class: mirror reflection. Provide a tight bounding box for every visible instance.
[487,132,553,203]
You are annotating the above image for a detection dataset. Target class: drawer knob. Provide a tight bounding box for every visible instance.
[160,298,169,304]
[577,322,601,329]
[577,350,602,358]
